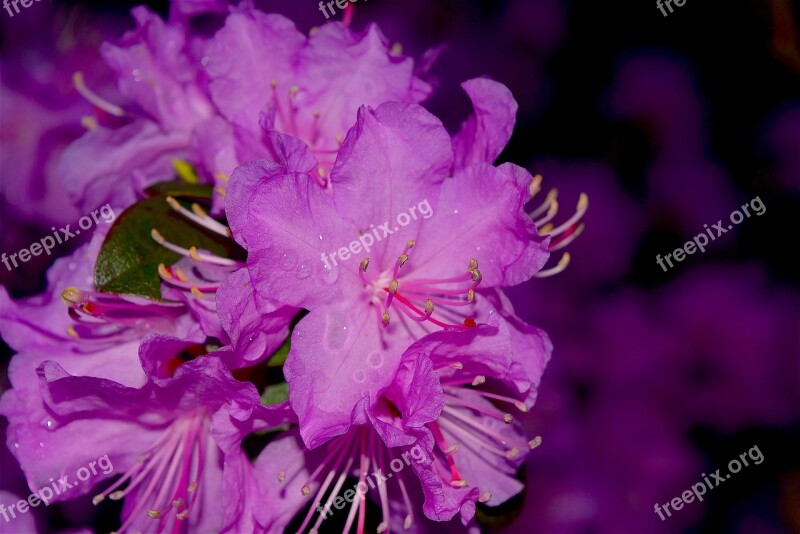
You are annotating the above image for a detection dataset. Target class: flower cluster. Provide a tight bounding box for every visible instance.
[0,2,587,532]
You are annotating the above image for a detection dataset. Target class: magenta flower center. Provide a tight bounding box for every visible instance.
[358,240,481,331]
[92,411,210,533]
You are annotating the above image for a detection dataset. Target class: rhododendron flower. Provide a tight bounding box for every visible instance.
[222,97,550,449]
[14,335,291,533]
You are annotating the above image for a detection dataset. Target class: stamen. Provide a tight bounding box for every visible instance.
[151,229,238,267]
[165,196,231,237]
[548,193,588,237]
[528,188,558,219]
[72,71,125,117]
[549,223,585,251]
[535,252,571,278]
[528,174,543,198]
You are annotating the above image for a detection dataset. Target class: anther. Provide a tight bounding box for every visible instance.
[172,499,183,508]
[301,485,311,496]
[188,247,202,261]
[471,375,486,386]
[188,482,198,492]
[398,254,409,267]
[109,491,124,500]
[92,494,104,505]
[468,258,478,270]
[61,287,81,305]
[449,362,463,370]
[176,510,189,520]
[190,287,204,298]
[503,414,514,424]
[444,443,460,455]
[449,480,468,488]
[150,229,165,244]
[529,436,542,449]
[158,264,172,279]
[404,515,413,529]
[480,491,492,503]
[467,289,475,302]
[377,521,389,533]
[470,269,482,283]
[424,299,434,316]
[381,311,390,326]
[360,258,370,272]
[147,510,162,519]
[515,401,528,413]
[191,203,208,218]
[66,326,79,338]
[505,448,520,459]
[529,174,543,198]
[278,472,286,483]
[388,280,399,294]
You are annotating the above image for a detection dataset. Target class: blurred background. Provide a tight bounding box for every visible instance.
[2,0,799,532]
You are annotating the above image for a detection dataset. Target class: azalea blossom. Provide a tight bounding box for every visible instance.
[222,96,551,451]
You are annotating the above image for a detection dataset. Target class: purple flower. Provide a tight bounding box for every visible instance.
[9,335,291,533]
[252,349,442,533]
[222,98,549,449]
[396,311,550,523]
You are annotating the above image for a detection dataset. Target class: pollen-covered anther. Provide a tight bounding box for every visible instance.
[424,299,434,316]
[468,258,478,270]
[60,287,82,305]
[176,510,189,520]
[529,436,543,449]
[503,414,514,424]
[165,196,181,211]
[278,471,286,483]
[470,269,482,283]
[515,401,528,413]
[388,279,399,294]
[191,203,208,218]
[190,287,205,298]
[381,311,390,326]
[301,485,312,496]
[398,254,409,268]
[158,263,173,279]
[449,479,468,488]
[187,482,198,492]
[449,362,463,370]
[66,326,79,338]
[480,491,492,503]
[404,514,413,529]
[360,257,370,272]
[109,491,125,501]
[467,289,475,303]
[444,443,460,455]
[188,246,202,261]
[150,228,165,244]
[146,510,162,519]
[172,498,184,508]
[505,448,520,459]
[528,174,543,198]
[92,494,104,506]
[406,240,415,249]
[471,375,486,386]
[377,521,389,533]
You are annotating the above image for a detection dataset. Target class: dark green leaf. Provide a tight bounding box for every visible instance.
[94,193,242,299]
[261,382,289,406]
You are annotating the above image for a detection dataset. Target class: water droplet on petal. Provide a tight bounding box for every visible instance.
[367,352,383,369]
[353,370,366,383]
[297,264,311,280]
[322,263,340,285]
[279,250,299,271]
[132,68,142,82]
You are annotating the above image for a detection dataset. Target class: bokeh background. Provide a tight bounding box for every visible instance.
[2,0,799,532]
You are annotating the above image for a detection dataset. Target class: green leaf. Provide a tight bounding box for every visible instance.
[144,180,213,200]
[261,382,289,406]
[267,336,291,367]
[94,192,242,300]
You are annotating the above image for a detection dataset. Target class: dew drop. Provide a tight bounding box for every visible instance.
[322,263,340,285]
[352,370,366,383]
[13,443,20,449]
[201,56,210,67]
[297,264,311,280]
[132,68,142,82]
[367,352,383,369]
[279,250,299,271]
